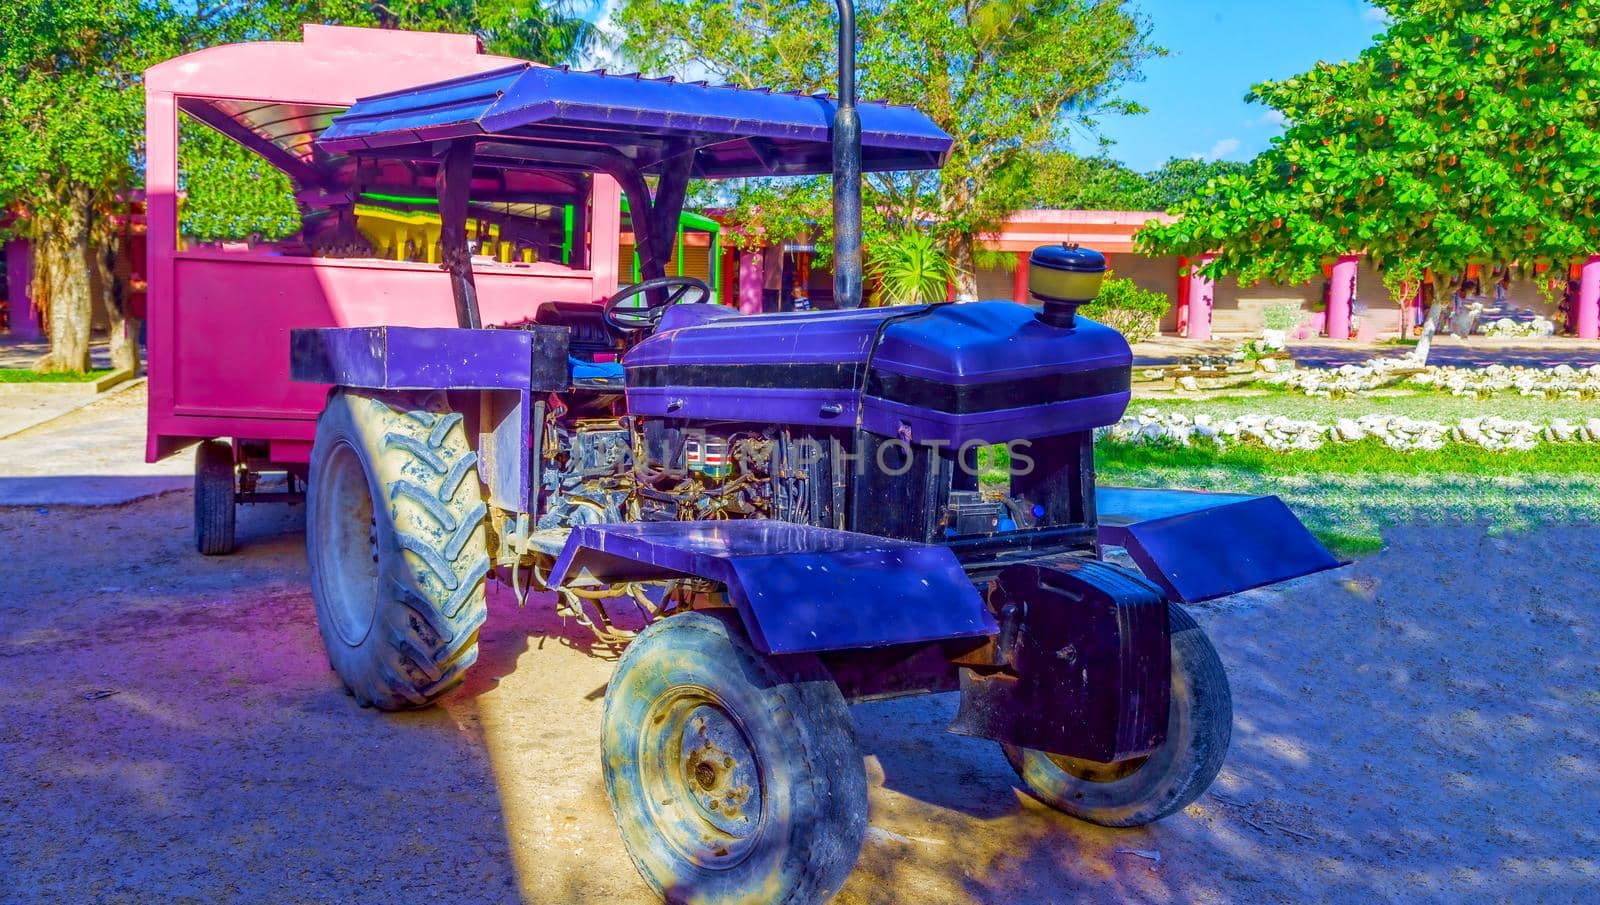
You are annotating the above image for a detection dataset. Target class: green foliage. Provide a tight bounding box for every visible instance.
[0,1,173,227]
[0,1,593,244]
[1020,154,1249,211]
[1261,302,1305,332]
[615,0,1160,285]
[368,1,599,62]
[1141,157,1250,210]
[1080,272,1167,341]
[1139,0,1600,290]
[1015,154,1152,210]
[179,121,301,241]
[168,3,596,243]
[866,230,954,304]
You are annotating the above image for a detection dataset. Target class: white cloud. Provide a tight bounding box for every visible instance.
[1207,138,1242,160]
[1362,6,1391,25]
[1259,110,1287,127]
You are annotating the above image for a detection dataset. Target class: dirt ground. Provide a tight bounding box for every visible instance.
[1,492,1596,905]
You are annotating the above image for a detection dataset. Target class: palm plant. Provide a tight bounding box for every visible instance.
[867,230,956,305]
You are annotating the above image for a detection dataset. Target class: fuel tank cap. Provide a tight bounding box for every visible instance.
[1028,244,1107,328]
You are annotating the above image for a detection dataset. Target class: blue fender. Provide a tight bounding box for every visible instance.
[1096,487,1345,603]
[547,520,996,654]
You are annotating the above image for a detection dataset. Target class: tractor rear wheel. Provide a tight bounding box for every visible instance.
[193,439,237,555]
[306,389,489,710]
[1003,602,1232,827]
[602,612,867,905]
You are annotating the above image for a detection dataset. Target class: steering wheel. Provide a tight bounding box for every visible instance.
[602,276,712,332]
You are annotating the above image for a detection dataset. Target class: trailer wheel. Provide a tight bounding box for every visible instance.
[602,612,867,905]
[194,439,237,555]
[1003,603,1232,827]
[306,389,489,710]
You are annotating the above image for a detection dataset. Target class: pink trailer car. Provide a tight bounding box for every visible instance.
[144,26,624,553]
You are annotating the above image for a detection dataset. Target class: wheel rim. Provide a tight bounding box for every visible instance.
[1043,752,1150,784]
[315,440,381,648]
[638,687,765,869]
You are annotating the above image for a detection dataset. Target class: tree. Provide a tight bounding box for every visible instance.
[1,1,594,373]
[0,1,367,372]
[179,122,303,243]
[1015,154,1249,211]
[614,0,1158,297]
[366,1,600,62]
[1015,154,1154,210]
[0,2,172,372]
[1139,0,1600,359]
[1140,157,1248,210]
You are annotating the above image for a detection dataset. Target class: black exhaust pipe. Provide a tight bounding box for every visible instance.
[832,0,863,309]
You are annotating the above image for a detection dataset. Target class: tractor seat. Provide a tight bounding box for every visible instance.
[569,356,624,382]
[534,301,626,386]
[534,301,623,353]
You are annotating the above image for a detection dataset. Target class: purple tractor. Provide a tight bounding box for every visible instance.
[286,12,1339,902]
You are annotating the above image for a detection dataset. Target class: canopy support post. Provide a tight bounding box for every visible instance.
[570,174,592,271]
[648,152,695,278]
[832,0,863,309]
[437,139,482,329]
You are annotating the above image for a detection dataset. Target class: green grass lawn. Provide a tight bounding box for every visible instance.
[0,368,114,383]
[1096,441,1600,558]
[981,385,1600,559]
[1129,386,1597,422]
[1111,388,1600,557]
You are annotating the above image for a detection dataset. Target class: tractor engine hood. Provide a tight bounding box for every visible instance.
[623,301,1132,445]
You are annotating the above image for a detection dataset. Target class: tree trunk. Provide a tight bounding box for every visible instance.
[93,238,139,374]
[950,231,979,301]
[1410,275,1453,366]
[31,187,95,374]
[940,179,980,301]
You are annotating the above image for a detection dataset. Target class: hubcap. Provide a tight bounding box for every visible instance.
[315,441,381,647]
[639,690,764,868]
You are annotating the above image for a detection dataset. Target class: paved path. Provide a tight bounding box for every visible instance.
[0,382,106,440]
[0,337,114,370]
[0,380,189,506]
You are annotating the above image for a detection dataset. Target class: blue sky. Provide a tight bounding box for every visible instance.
[1092,0,1390,171]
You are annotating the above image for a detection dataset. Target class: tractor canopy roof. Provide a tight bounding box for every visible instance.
[315,63,952,179]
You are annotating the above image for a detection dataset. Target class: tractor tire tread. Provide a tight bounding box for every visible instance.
[193,439,237,556]
[308,389,489,711]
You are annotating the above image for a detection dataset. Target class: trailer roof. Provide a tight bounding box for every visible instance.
[317,64,953,178]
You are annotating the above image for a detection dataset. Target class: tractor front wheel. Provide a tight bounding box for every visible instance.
[306,389,489,710]
[602,612,867,905]
[1003,602,1232,827]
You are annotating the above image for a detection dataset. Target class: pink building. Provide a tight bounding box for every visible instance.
[724,208,1600,341]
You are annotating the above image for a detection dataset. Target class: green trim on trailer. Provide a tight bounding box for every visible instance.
[562,204,574,264]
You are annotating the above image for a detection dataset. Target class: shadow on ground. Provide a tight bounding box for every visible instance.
[1,493,1595,903]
